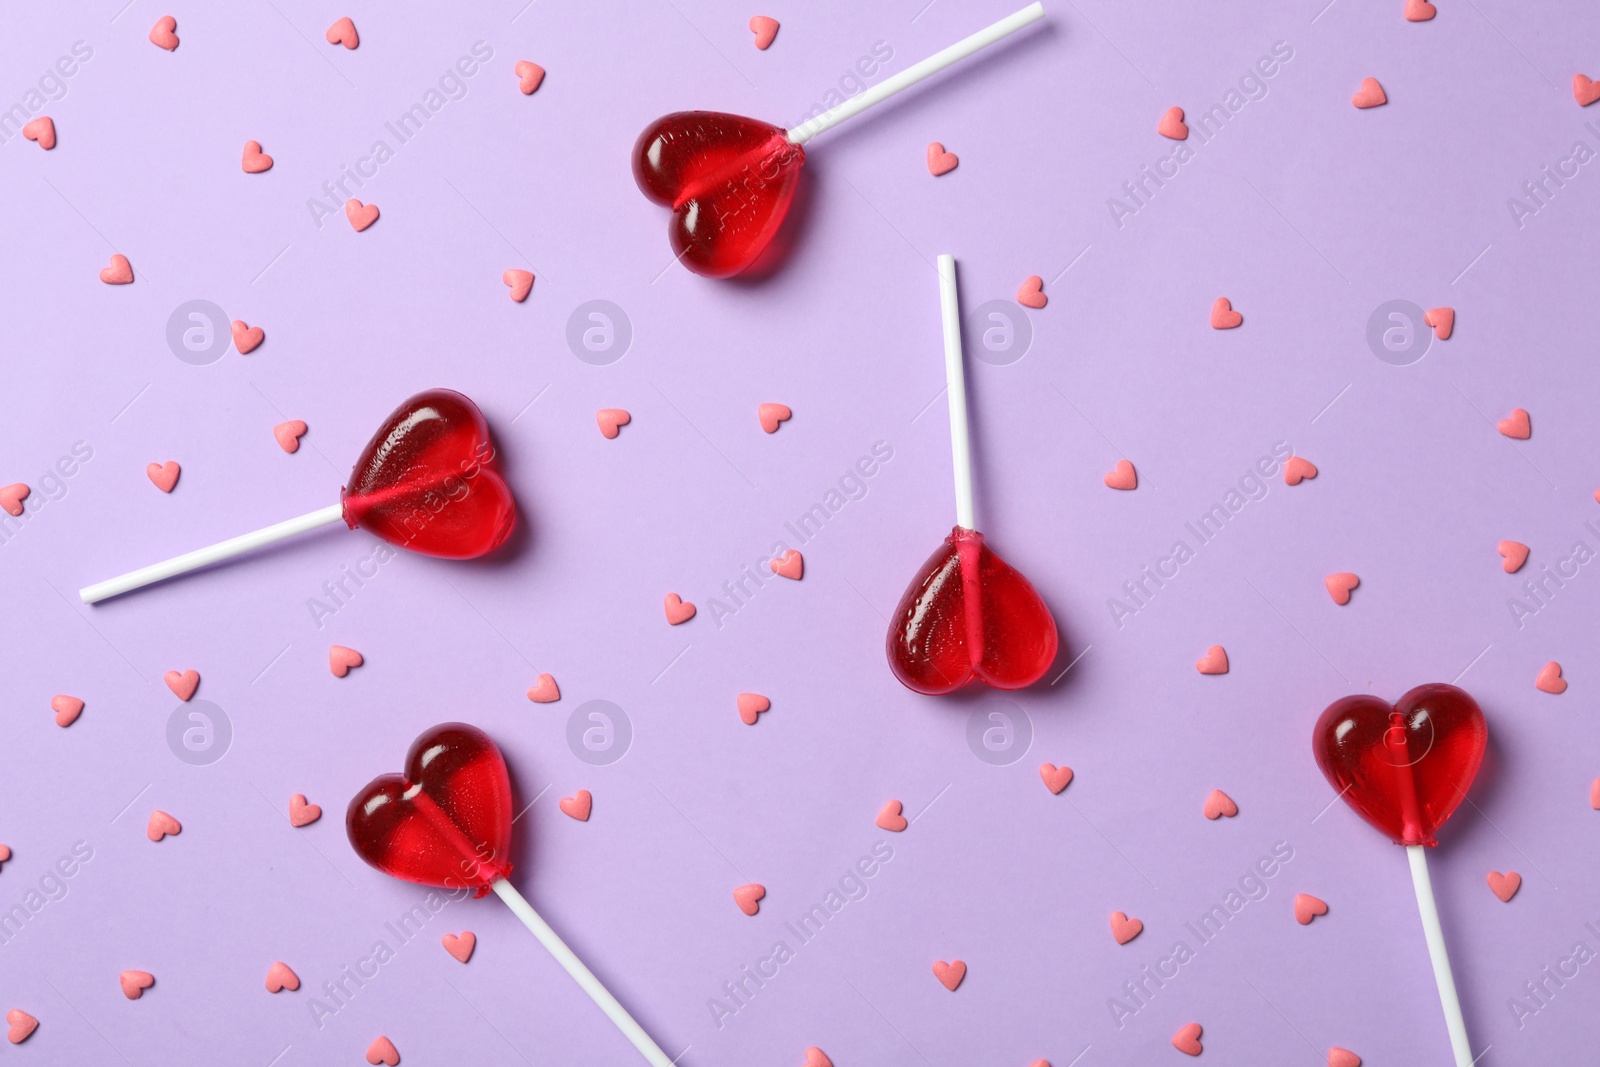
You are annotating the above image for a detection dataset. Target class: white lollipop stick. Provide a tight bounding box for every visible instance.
[786,2,1046,145]
[79,503,345,604]
[491,878,676,1067]
[937,254,976,530]
[1407,846,1474,1066]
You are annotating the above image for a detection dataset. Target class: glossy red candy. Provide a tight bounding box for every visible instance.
[346,722,515,897]
[887,526,1059,695]
[1313,683,1488,847]
[341,389,516,559]
[633,111,806,278]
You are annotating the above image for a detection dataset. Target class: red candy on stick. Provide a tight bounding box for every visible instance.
[633,3,1046,278]
[348,724,675,1066]
[80,389,514,603]
[888,256,1058,693]
[1313,683,1488,1067]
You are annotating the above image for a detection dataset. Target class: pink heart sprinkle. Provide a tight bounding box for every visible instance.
[875,800,908,832]
[926,142,958,177]
[164,669,200,700]
[1497,408,1531,439]
[1109,911,1143,945]
[441,931,476,963]
[264,961,299,993]
[559,789,592,822]
[758,403,792,433]
[273,420,307,453]
[733,883,766,916]
[147,461,180,492]
[1295,893,1329,924]
[1104,459,1137,490]
[769,549,803,580]
[931,959,966,991]
[737,692,771,725]
[1328,1048,1362,1067]
[1016,275,1047,309]
[1536,661,1567,694]
[1039,763,1074,794]
[242,140,273,173]
[1423,306,1454,339]
[664,593,695,625]
[526,673,560,703]
[120,970,155,999]
[1591,777,1600,810]
[51,694,84,728]
[100,253,134,284]
[803,1049,833,1067]
[597,409,631,439]
[1352,77,1387,108]
[514,60,545,94]
[1283,456,1318,485]
[0,484,29,517]
[1158,106,1189,140]
[231,320,264,354]
[6,1009,38,1044]
[149,15,178,51]
[1203,789,1238,820]
[345,198,379,232]
[1487,870,1522,903]
[749,16,780,50]
[288,794,322,827]
[365,1036,399,1067]
[1404,0,1436,20]
[22,116,55,150]
[1172,1022,1203,1056]
[326,16,359,49]
[1324,573,1359,606]
[1498,540,1529,573]
[503,269,534,302]
[1576,74,1600,107]
[1195,645,1229,675]
[1210,296,1243,329]
[146,810,181,841]
[329,645,363,677]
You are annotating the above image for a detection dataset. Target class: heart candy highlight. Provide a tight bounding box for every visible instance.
[1313,683,1487,847]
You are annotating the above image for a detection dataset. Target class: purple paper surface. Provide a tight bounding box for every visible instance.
[2,1,1599,1063]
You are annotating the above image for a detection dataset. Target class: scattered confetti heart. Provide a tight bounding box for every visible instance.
[737,692,771,725]
[769,549,803,579]
[1497,408,1531,439]
[758,403,792,433]
[1158,106,1188,139]
[1016,275,1047,309]
[148,15,178,50]
[559,789,592,822]
[274,420,307,453]
[1203,789,1238,820]
[526,673,560,703]
[1498,540,1529,573]
[0,846,9,865]
[231,319,265,354]
[733,883,766,916]
[1536,661,1566,694]
[803,1049,832,1067]
[51,694,83,727]
[1109,911,1143,945]
[597,409,631,439]
[1487,870,1521,903]
[345,198,379,231]
[264,961,299,993]
[750,15,780,49]
[288,794,321,827]
[1576,74,1600,107]
[1324,573,1359,606]
[932,959,966,991]
[1283,456,1317,485]
[1195,645,1229,675]
[329,645,363,677]
[1210,297,1243,329]
[1171,1022,1203,1056]
[100,253,134,284]
[664,593,695,625]
[1103,459,1137,490]
[120,970,155,1000]
[5,1010,37,1044]
[365,1036,399,1066]
[1328,1049,1362,1067]
[146,810,181,842]
[0,484,27,516]
[503,269,534,302]
[242,140,273,173]
[1423,306,1453,339]
[1352,77,1387,108]
[926,142,958,176]
[22,116,55,150]
[163,669,199,701]
[876,800,908,832]
[442,931,475,963]
[326,17,359,49]
[147,461,180,492]
[1404,0,1435,20]
[1039,763,1074,794]
[1591,777,1600,810]
[1295,893,1329,925]
[514,60,545,94]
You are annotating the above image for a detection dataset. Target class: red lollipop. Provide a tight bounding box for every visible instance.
[80,389,515,603]
[348,723,676,1067]
[1313,684,1488,1067]
[633,3,1046,278]
[887,255,1058,693]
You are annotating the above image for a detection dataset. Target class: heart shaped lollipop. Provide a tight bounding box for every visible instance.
[81,389,516,603]
[633,3,1046,278]
[1312,683,1489,1067]
[348,724,675,1066]
[888,256,1058,694]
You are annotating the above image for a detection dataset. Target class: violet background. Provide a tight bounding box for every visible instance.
[3,0,1599,1063]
